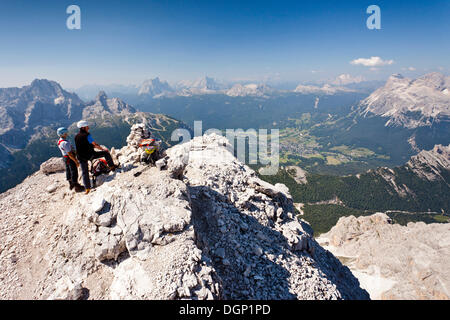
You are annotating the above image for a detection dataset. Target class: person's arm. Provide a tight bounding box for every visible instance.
[87,134,109,152]
[67,151,79,167]
[92,141,109,152]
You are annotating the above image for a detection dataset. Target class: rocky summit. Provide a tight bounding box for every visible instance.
[0,124,369,300]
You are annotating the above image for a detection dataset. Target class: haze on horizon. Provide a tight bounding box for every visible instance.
[0,0,448,88]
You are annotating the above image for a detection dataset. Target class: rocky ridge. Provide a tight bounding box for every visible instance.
[0,124,369,300]
[406,144,450,182]
[318,213,450,300]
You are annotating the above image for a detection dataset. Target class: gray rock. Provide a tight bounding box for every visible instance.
[95,234,126,261]
[41,157,66,175]
[47,277,84,300]
[319,213,450,300]
[155,158,167,170]
[46,184,58,193]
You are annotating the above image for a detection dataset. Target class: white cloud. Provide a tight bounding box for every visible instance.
[332,74,365,85]
[350,56,394,67]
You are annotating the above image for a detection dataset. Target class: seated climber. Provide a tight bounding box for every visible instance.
[56,127,85,192]
[74,120,119,194]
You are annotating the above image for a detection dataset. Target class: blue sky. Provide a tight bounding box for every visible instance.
[0,0,448,88]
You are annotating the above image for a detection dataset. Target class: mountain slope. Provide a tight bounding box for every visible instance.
[261,144,450,234]
[0,127,369,300]
[361,73,450,128]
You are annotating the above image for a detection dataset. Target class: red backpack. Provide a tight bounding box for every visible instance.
[91,158,110,177]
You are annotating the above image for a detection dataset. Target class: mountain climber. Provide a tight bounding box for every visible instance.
[74,120,119,194]
[56,127,85,192]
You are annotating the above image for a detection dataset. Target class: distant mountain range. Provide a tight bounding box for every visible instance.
[293,84,356,95]
[1,73,448,193]
[73,74,385,100]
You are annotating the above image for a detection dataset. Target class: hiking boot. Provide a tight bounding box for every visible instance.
[110,163,120,172]
[69,182,75,190]
[85,188,91,195]
[74,184,85,193]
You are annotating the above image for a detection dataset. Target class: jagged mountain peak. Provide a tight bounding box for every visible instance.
[95,90,108,103]
[191,76,218,89]
[83,92,135,118]
[138,77,173,97]
[0,79,85,137]
[22,79,75,102]
[361,72,450,128]
[30,78,62,90]
[0,125,369,300]
[0,79,82,105]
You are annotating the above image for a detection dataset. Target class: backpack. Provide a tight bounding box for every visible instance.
[91,158,110,177]
[139,139,157,154]
[139,138,162,165]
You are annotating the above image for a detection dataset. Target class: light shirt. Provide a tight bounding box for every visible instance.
[58,138,73,157]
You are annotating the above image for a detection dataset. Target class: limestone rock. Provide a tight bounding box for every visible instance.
[319,213,450,300]
[40,157,66,175]
[47,277,83,300]
[46,184,58,193]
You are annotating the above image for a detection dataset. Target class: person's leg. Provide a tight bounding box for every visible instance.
[80,160,91,189]
[92,151,115,167]
[64,158,71,182]
[64,158,76,190]
[67,159,78,184]
[68,159,84,192]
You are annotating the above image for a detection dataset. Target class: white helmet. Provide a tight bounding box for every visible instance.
[77,120,89,128]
